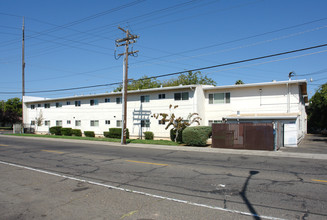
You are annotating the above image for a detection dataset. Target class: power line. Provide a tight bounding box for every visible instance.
[1,42,327,95]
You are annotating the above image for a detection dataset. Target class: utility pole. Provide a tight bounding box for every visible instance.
[115,27,139,144]
[22,17,25,132]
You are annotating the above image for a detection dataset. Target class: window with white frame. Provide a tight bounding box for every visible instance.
[56,102,62,108]
[44,103,50,108]
[174,92,189,100]
[140,95,150,103]
[75,101,81,107]
[66,101,71,105]
[116,120,122,127]
[116,97,122,104]
[56,120,62,126]
[105,120,110,125]
[37,104,41,107]
[75,120,81,126]
[90,99,98,106]
[44,120,50,126]
[158,119,165,125]
[31,120,35,125]
[105,98,110,103]
[90,120,99,126]
[158,94,165,99]
[208,92,230,104]
[67,120,71,125]
[141,119,150,127]
[30,104,35,109]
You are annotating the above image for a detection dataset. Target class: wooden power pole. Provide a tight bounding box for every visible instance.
[115,27,139,144]
[22,17,25,132]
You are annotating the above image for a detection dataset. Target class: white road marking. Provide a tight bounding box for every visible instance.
[0,160,285,220]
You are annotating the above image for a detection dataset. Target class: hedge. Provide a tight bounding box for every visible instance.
[72,129,82,137]
[61,128,72,136]
[49,126,62,135]
[144,131,154,140]
[84,131,95,137]
[108,128,129,139]
[182,126,212,146]
[103,131,110,138]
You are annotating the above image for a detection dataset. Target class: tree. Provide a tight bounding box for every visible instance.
[0,98,22,126]
[307,83,327,133]
[163,71,216,87]
[235,80,244,85]
[113,75,160,92]
[113,71,216,92]
[153,105,202,142]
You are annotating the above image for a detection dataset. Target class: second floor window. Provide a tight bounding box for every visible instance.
[209,92,230,104]
[140,95,150,103]
[174,92,189,101]
[116,97,122,104]
[158,94,165,99]
[90,99,98,106]
[30,104,35,109]
[56,102,62,108]
[105,98,110,103]
[75,101,81,107]
[44,103,50,108]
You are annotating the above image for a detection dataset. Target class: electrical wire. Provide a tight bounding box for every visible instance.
[1,42,327,95]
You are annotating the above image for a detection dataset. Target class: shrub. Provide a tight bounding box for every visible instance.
[108,128,129,139]
[103,131,110,138]
[61,128,72,136]
[49,126,62,135]
[84,131,95,137]
[71,129,82,137]
[144,131,154,140]
[170,128,184,143]
[182,126,211,146]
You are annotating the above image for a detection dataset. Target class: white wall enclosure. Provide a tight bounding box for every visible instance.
[23,80,308,145]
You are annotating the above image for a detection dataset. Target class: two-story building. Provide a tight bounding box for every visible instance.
[23,79,308,146]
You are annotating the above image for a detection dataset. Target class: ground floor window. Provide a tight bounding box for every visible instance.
[56,120,62,126]
[116,120,122,127]
[141,119,150,127]
[44,120,50,126]
[208,120,222,126]
[75,120,81,126]
[90,120,99,126]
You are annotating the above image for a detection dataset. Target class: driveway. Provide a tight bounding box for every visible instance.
[280,134,327,154]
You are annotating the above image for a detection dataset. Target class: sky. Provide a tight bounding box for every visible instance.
[0,0,326,101]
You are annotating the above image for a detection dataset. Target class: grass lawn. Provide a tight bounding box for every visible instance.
[6,133,180,146]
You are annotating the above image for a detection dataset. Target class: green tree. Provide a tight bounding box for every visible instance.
[0,98,22,126]
[307,83,327,133]
[235,80,244,85]
[113,75,160,92]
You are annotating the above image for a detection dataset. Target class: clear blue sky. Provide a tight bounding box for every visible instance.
[1,0,326,101]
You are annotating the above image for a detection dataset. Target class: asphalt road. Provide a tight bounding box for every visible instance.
[0,135,326,220]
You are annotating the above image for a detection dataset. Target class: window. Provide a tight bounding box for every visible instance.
[208,120,222,126]
[67,120,71,125]
[158,120,165,125]
[44,103,50,108]
[90,99,98,106]
[75,101,81,107]
[37,104,41,108]
[30,104,35,109]
[44,120,50,126]
[158,94,166,99]
[209,92,230,104]
[105,120,110,125]
[140,95,150,103]
[105,98,110,103]
[66,101,71,105]
[31,120,35,125]
[90,120,99,127]
[141,119,150,128]
[75,120,81,126]
[56,102,62,108]
[56,120,62,126]
[116,120,122,127]
[174,92,189,100]
[116,97,122,104]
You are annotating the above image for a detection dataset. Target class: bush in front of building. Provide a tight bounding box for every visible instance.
[182,126,212,146]
[108,128,129,139]
[84,131,95,137]
[71,129,82,136]
[61,128,72,136]
[170,128,184,143]
[144,131,154,140]
[49,126,62,135]
[103,131,110,138]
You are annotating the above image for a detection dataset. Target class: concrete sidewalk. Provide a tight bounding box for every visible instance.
[2,134,327,160]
